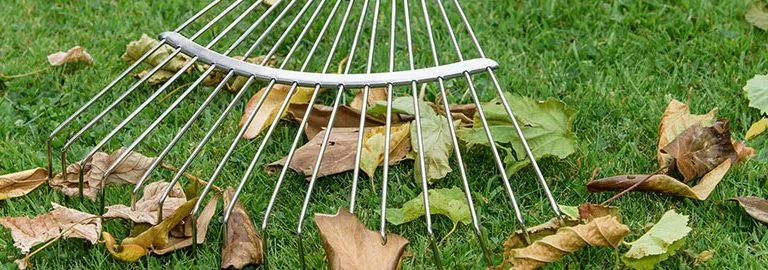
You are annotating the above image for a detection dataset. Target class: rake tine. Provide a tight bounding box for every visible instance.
[45,0,223,179]
[419,0,491,264]
[449,0,563,221]
[260,0,345,267]
[403,0,443,267]
[379,0,398,245]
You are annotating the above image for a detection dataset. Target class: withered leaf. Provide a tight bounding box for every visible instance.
[103,181,187,225]
[201,55,277,90]
[729,196,768,224]
[240,84,317,139]
[500,216,629,270]
[578,203,620,222]
[266,127,410,179]
[746,118,768,140]
[502,218,576,250]
[104,196,198,262]
[0,203,101,254]
[587,158,731,200]
[656,99,716,169]
[47,46,94,66]
[0,168,48,200]
[360,123,411,178]
[315,208,409,270]
[50,148,155,200]
[286,103,385,139]
[133,69,173,85]
[350,87,388,111]
[221,188,263,269]
[123,34,191,72]
[660,120,735,182]
[153,193,219,255]
[746,2,768,31]
[445,103,476,127]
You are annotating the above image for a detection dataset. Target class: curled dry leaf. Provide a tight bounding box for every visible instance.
[153,193,219,255]
[500,215,629,270]
[47,46,94,66]
[729,196,768,224]
[286,103,385,139]
[240,84,317,139]
[0,203,101,254]
[0,168,48,200]
[266,127,410,179]
[746,118,768,140]
[221,188,263,269]
[578,203,620,222]
[104,196,197,262]
[103,181,187,225]
[660,120,735,182]
[133,69,173,85]
[50,148,155,200]
[360,123,411,178]
[123,34,192,84]
[315,208,409,270]
[656,99,716,168]
[350,87,388,111]
[622,210,691,270]
[746,2,768,31]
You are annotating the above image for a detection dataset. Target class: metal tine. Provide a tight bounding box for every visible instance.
[403,0,443,268]
[417,0,491,264]
[260,0,344,267]
[44,0,224,179]
[58,0,247,199]
[448,0,563,221]
[156,0,303,224]
[98,0,268,214]
[379,0,397,244]
[131,0,282,211]
[349,0,381,214]
[294,0,368,268]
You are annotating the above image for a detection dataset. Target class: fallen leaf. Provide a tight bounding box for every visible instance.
[656,99,717,168]
[266,127,410,179]
[133,69,174,85]
[410,111,455,183]
[695,250,714,265]
[502,218,577,250]
[445,103,476,126]
[240,84,317,139]
[0,168,48,200]
[360,123,411,178]
[315,208,409,270]
[14,257,30,270]
[386,187,470,230]
[578,203,620,221]
[50,148,155,200]
[0,203,101,254]
[264,0,279,6]
[558,204,580,219]
[500,215,629,270]
[746,2,768,31]
[104,196,198,262]
[457,93,577,176]
[622,210,691,270]
[368,96,434,119]
[744,74,768,115]
[47,46,94,66]
[746,118,768,140]
[201,55,277,91]
[123,33,191,72]
[660,120,735,182]
[350,87,388,111]
[221,188,263,269]
[153,193,219,255]
[103,181,187,225]
[729,196,768,224]
[587,158,731,200]
[286,103,385,139]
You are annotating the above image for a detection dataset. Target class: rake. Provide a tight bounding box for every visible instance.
[45,0,564,268]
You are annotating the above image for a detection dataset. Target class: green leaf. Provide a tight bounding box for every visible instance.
[558,204,580,219]
[456,93,577,175]
[744,74,768,115]
[622,210,691,270]
[367,96,436,118]
[386,187,471,227]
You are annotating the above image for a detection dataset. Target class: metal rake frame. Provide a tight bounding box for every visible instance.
[45,0,564,268]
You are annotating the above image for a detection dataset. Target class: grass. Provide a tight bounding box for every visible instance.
[1,0,768,269]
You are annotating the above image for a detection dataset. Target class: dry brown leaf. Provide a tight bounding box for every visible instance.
[221,188,263,269]
[437,103,476,126]
[657,99,717,169]
[200,55,277,90]
[240,84,317,139]
[103,181,187,225]
[49,148,155,200]
[0,203,101,254]
[500,216,630,270]
[587,158,731,200]
[578,203,620,221]
[123,33,190,72]
[0,168,48,200]
[350,87,388,111]
[502,218,577,250]
[660,120,735,182]
[153,193,219,255]
[133,69,174,85]
[104,196,197,262]
[360,123,411,178]
[266,127,410,179]
[729,196,768,224]
[286,103,385,139]
[315,208,409,270]
[747,2,768,31]
[47,46,94,66]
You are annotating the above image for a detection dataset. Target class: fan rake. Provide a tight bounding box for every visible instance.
[45,0,564,268]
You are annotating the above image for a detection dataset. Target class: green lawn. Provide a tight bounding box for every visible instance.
[1,0,767,269]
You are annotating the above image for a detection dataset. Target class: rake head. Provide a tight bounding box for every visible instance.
[46,0,563,268]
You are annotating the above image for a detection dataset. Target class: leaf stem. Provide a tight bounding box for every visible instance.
[0,68,49,80]
[439,223,458,247]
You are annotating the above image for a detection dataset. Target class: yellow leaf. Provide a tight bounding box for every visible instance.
[0,168,48,200]
[746,118,768,140]
[240,84,317,139]
[360,123,411,178]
